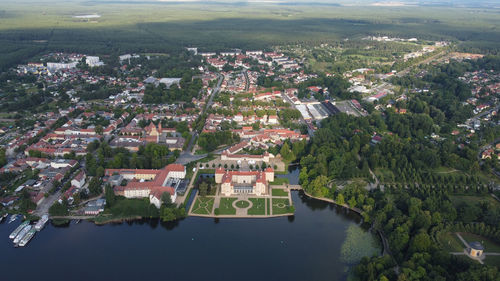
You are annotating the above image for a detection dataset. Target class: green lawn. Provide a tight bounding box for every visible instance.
[266,198,270,215]
[269,177,289,186]
[437,232,464,252]
[235,200,250,208]
[271,188,289,197]
[191,197,215,215]
[217,198,237,215]
[484,255,500,267]
[248,198,266,215]
[460,233,500,253]
[450,195,500,211]
[197,169,215,174]
[272,198,292,215]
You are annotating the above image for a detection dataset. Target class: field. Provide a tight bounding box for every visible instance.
[1,1,500,71]
[248,198,266,215]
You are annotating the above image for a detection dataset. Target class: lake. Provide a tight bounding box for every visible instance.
[0,191,380,281]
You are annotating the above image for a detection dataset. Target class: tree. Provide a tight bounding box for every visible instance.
[88,177,103,196]
[49,201,69,216]
[160,207,176,222]
[199,182,208,197]
[95,125,103,135]
[105,184,115,207]
[161,192,172,206]
[280,142,295,162]
[336,193,345,205]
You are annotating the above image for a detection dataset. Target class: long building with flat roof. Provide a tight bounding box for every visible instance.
[105,164,186,208]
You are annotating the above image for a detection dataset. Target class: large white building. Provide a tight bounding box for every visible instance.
[106,164,186,208]
[215,168,274,196]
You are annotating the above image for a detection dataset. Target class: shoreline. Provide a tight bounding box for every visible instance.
[301,190,364,216]
[188,213,293,219]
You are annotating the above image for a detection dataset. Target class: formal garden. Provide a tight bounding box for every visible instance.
[191,197,215,215]
[272,198,294,215]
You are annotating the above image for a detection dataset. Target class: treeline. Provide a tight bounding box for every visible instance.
[86,141,178,175]
[197,131,240,152]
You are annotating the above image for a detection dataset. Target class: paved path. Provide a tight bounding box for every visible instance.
[455,233,470,248]
[491,193,500,203]
[233,199,252,216]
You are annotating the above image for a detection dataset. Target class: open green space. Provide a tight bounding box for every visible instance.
[216,198,237,215]
[450,195,500,210]
[235,200,250,209]
[271,188,289,197]
[191,197,215,215]
[248,198,266,215]
[272,198,293,215]
[94,197,160,223]
[269,178,289,186]
[437,232,465,252]
[459,233,500,253]
[484,255,500,267]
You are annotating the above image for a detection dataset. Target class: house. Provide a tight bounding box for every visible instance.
[371,135,383,145]
[84,199,106,215]
[71,171,86,188]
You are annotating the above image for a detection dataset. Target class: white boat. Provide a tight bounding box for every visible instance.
[8,214,18,224]
[9,221,29,239]
[18,229,36,247]
[14,225,32,244]
[35,215,49,231]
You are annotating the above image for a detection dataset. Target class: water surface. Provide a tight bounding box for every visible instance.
[0,191,378,281]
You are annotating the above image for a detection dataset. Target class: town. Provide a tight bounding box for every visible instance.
[0,38,498,261]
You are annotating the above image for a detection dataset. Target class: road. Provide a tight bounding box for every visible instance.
[243,70,249,91]
[34,190,61,217]
[466,105,500,128]
[175,73,224,165]
[396,48,448,78]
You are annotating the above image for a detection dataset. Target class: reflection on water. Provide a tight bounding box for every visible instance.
[0,184,379,281]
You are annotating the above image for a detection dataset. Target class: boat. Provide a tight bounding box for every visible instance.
[18,229,36,247]
[0,213,7,223]
[35,215,49,231]
[13,225,32,244]
[8,214,18,224]
[9,221,29,239]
